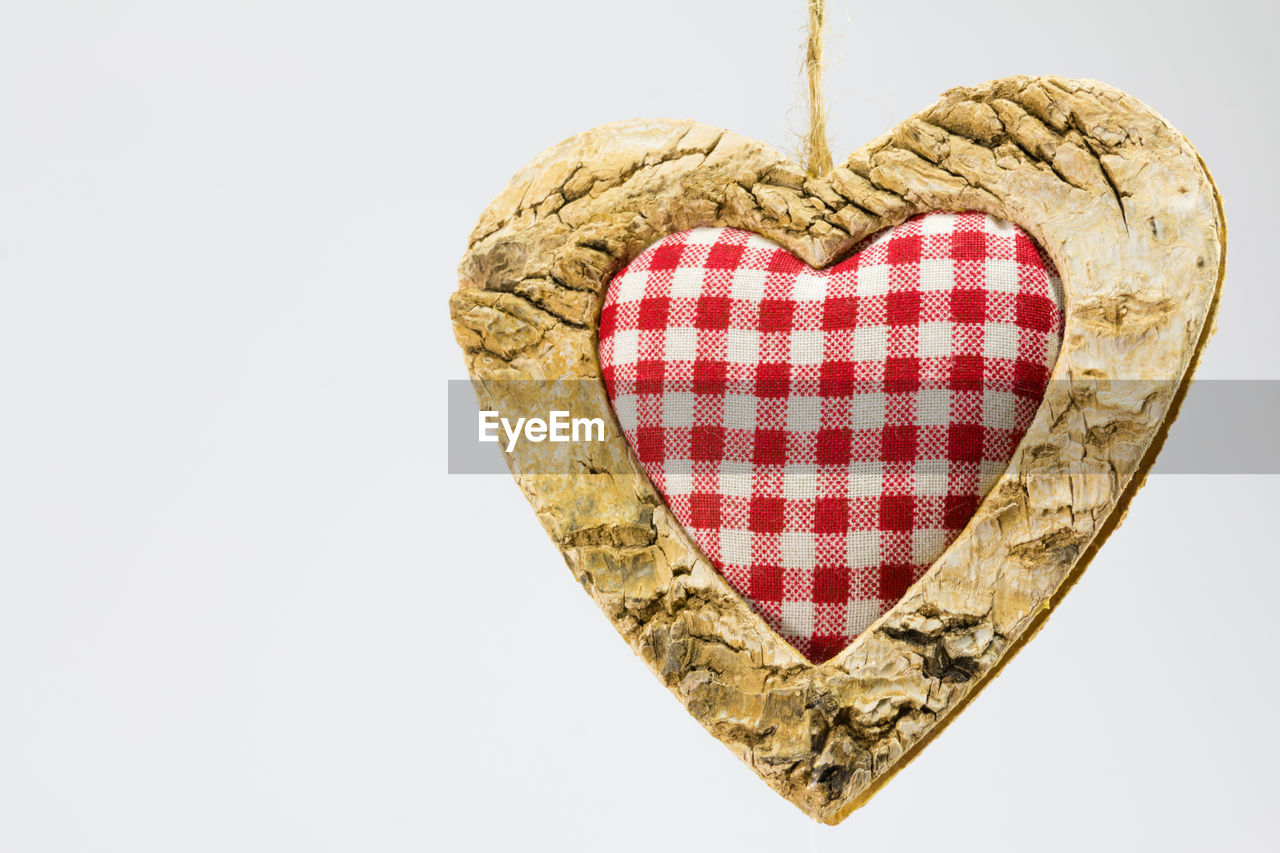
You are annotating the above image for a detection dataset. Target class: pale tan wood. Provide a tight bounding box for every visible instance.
[450,76,1225,823]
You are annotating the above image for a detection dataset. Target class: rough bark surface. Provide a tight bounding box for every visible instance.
[450,76,1225,823]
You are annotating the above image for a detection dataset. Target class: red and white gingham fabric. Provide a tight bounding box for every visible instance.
[599,212,1064,663]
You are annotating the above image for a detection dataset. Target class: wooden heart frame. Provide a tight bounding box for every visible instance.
[449,76,1225,823]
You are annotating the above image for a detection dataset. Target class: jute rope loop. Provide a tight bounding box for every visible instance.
[803,0,833,178]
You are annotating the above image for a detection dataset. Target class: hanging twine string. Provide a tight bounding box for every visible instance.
[803,0,833,178]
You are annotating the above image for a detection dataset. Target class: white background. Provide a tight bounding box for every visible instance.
[1,1,1277,850]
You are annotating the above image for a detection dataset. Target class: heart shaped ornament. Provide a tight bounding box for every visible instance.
[451,77,1225,822]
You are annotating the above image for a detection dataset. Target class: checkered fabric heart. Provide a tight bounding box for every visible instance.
[598,212,1064,663]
